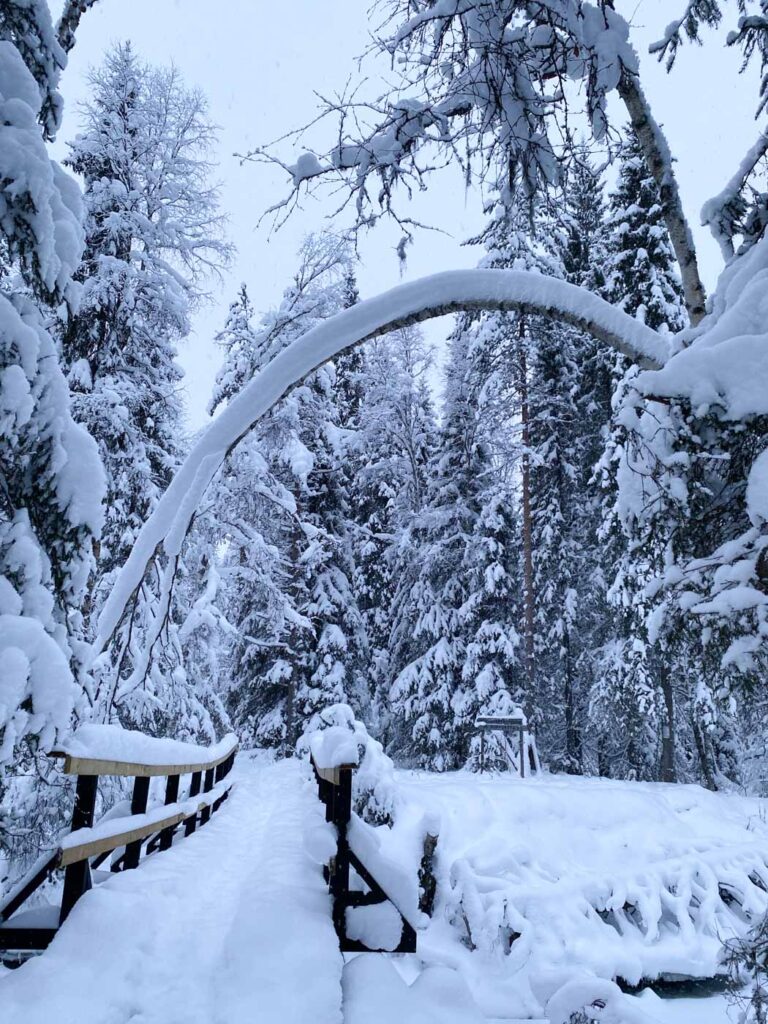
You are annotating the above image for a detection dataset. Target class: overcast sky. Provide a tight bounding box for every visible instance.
[51,0,762,427]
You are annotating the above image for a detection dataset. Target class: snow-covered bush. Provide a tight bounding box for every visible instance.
[299,703,398,826]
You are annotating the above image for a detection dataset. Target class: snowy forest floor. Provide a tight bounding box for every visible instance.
[1,756,767,1023]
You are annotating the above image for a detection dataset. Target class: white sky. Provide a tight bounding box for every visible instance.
[50,0,763,427]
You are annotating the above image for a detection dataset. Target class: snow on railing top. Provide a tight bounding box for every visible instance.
[309,725,360,772]
[50,723,239,775]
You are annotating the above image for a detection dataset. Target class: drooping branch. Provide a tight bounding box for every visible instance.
[56,0,101,55]
[701,126,768,259]
[94,268,668,655]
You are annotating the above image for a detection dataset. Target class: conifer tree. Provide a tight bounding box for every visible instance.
[212,236,368,750]
[591,129,689,781]
[60,42,230,733]
[0,2,104,875]
[390,324,520,770]
[350,326,437,740]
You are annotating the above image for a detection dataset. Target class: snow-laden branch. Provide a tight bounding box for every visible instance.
[701,126,768,260]
[94,269,667,653]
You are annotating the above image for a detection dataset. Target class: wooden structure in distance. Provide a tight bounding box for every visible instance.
[475,715,540,777]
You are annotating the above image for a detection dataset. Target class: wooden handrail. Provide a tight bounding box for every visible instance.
[59,780,234,867]
[0,734,238,959]
[49,737,239,778]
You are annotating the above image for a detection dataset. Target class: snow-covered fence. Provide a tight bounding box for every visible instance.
[0,726,238,960]
[309,728,423,953]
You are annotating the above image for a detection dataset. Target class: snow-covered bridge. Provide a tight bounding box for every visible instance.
[2,718,768,1023]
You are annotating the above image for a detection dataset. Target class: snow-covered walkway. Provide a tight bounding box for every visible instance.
[3,753,767,1024]
[0,757,342,1024]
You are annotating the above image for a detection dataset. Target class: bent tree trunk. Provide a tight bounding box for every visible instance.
[95,269,669,655]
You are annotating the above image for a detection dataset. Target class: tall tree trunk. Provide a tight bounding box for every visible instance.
[518,332,536,716]
[692,712,718,791]
[617,70,707,326]
[659,662,676,783]
[563,630,581,772]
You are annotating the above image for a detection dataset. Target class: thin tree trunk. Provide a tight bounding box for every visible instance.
[617,70,707,325]
[692,713,718,791]
[563,631,581,772]
[518,332,536,715]
[659,662,676,783]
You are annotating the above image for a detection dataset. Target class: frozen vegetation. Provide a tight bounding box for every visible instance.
[3,0,768,1021]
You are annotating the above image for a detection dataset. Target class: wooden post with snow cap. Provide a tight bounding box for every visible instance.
[59,774,98,923]
[309,726,420,954]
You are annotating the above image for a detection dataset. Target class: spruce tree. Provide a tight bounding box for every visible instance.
[212,236,368,750]
[60,42,230,733]
[352,326,437,742]
[591,129,689,781]
[390,323,520,770]
[0,3,104,876]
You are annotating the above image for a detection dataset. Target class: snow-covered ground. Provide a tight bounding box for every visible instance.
[2,755,764,1023]
[377,767,768,1021]
[0,755,343,1024]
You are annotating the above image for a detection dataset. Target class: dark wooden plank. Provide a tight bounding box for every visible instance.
[123,775,150,870]
[0,927,58,951]
[60,774,98,923]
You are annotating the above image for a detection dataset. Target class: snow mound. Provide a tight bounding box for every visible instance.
[392,770,768,1021]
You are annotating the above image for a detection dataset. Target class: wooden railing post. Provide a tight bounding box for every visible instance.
[159,775,180,851]
[59,774,98,923]
[123,776,150,869]
[185,771,202,836]
[199,767,215,826]
[330,766,352,939]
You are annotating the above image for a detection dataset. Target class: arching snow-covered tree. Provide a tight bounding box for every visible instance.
[60,42,230,733]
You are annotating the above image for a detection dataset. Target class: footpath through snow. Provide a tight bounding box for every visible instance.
[3,751,768,1023]
[0,756,342,1024]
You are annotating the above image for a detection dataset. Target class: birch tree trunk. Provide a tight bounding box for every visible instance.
[617,70,707,326]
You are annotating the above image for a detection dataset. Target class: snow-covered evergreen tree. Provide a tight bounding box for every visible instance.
[59,42,230,734]
[591,129,690,782]
[212,236,368,751]
[351,326,437,742]
[0,2,104,877]
[556,151,614,772]
[391,321,520,770]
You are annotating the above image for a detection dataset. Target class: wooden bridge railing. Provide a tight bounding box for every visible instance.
[0,730,238,958]
[311,751,418,954]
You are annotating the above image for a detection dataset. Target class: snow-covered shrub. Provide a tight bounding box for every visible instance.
[299,703,398,826]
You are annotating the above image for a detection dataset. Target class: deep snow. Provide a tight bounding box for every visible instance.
[2,755,763,1023]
